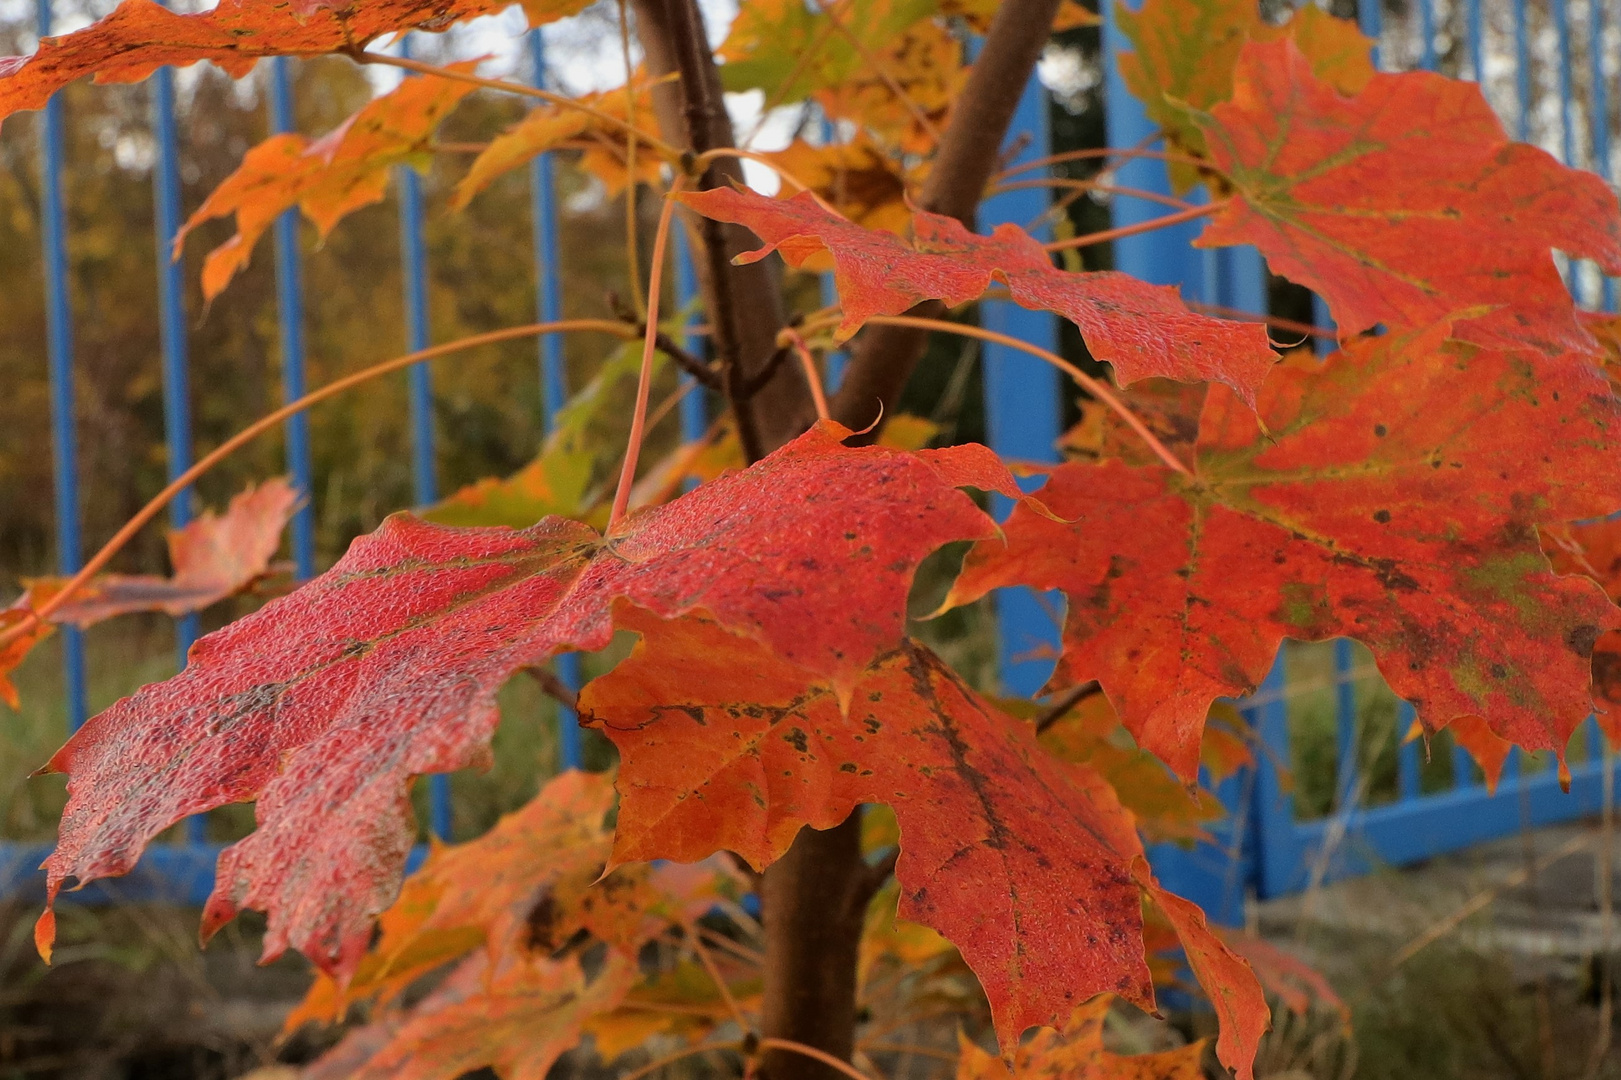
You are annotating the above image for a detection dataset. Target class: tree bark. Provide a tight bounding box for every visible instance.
[629,3,1064,1078]
[630,0,816,457]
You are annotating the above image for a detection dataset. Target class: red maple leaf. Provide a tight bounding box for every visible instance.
[0,0,589,126]
[948,324,1621,778]
[678,186,1277,404]
[580,605,1267,1075]
[35,424,1014,975]
[1194,38,1621,357]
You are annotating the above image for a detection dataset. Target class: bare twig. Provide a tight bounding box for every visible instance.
[1033,682,1103,735]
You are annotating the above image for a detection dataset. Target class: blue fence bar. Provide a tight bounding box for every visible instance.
[671,223,707,445]
[268,57,316,582]
[527,29,583,772]
[36,0,88,733]
[978,62,1061,699]
[1591,0,1617,312]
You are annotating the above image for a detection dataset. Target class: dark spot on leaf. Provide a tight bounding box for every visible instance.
[1569,623,1602,658]
[1373,509,1391,523]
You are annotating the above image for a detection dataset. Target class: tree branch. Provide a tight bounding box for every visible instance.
[826,0,1065,436]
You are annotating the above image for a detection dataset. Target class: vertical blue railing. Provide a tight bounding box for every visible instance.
[527,29,584,772]
[36,0,88,734]
[268,58,316,582]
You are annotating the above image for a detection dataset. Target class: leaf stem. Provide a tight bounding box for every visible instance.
[359,53,683,160]
[850,314,1194,479]
[691,147,815,195]
[1043,201,1221,253]
[758,1038,881,1080]
[781,329,832,421]
[0,320,635,648]
[617,1041,742,1080]
[1187,300,1334,342]
[994,145,1216,182]
[991,176,1198,211]
[689,930,753,1033]
[609,182,686,530]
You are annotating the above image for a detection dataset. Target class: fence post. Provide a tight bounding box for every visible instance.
[267,57,316,582]
[975,58,1061,699]
[526,30,584,772]
[36,0,89,734]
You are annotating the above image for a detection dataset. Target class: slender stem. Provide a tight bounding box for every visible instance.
[991,176,1198,211]
[856,1044,959,1063]
[1187,300,1334,341]
[609,183,686,529]
[759,1038,881,1080]
[783,329,832,421]
[617,0,647,320]
[807,0,939,144]
[0,320,635,646]
[359,53,682,160]
[618,1041,741,1080]
[1044,202,1222,253]
[1033,681,1103,735]
[692,146,815,194]
[690,931,753,1032]
[994,145,1215,182]
[841,314,1194,479]
[700,925,766,966]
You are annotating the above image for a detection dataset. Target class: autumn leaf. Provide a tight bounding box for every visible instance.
[1024,692,1225,844]
[308,950,639,1080]
[1217,930,1346,1024]
[452,76,669,209]
[1545,515,1621,741]
[579,604,1159,1049]
[288,768,742,1030]
[761,136,917,241]
[0,479,297,709]
[36,423,1015,976]
[1116,0,1372,191]
[176,66,479,300]
[1136,864,1268,1080]
[1192,38,1621,357]
[45,478,299,624]
[679,186,1276,404]
[0,0,588,128]
[955,995,1204,1080]
[947,323,1621,778]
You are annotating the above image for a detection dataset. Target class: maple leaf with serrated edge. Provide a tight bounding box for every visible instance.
[1,479,298,709]
[34,422,1016,974]
[451,75,669,209]
[1116,0,1373,192]
[1192,38,1621,357]
[947,322,1621,779]
[0,0,589,127]
[1218,931,1347,1024]
[306,950,639,1080]
[955,994,1205,1080]
[287,769,742,1032]
[679,186,1275,404]
[577,605,1267,1076]
[176,66,478,300]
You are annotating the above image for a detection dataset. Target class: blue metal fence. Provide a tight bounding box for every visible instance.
[3,0,1620,923]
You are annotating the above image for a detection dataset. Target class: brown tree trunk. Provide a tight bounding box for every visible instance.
[627,3,1064,1077]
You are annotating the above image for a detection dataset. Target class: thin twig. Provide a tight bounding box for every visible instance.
[358,53,681,159]
[0,319,636,647]
[840,314,1195,479]
[994,145,1215,183]
[690,930,753,1033]
[522,663,579,712]
[1387,831,1593,970]
[610,182,686,529]
[617,1041,741,1080]
[691,147,816,194]
[1187,300,1334,342]
[992,176,1198,211]
[858,1043,959,1063]
[783,329,831,421]
[739,344,795,398]
[759,1037,881,1080]
[1044,202,1222,253]
[1033,681,1103,735]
